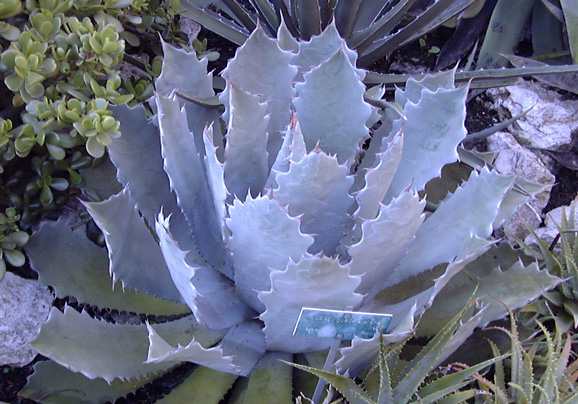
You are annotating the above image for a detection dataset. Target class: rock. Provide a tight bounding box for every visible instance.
[488,80,578,151]
[0,272,52,367]
[524,202,578,251]
[487,131,555,239]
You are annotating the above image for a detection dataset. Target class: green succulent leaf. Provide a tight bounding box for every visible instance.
[258,256,363,353]
[155,365,238,404]
[19,360,158,404]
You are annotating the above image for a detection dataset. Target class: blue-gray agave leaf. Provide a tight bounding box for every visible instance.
[26,24,563,393]
[293,48,372,166]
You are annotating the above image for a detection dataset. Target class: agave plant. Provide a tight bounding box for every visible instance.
[21,23,562,403]
[181,0,483,67]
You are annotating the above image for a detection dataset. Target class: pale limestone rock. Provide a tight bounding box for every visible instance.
[488,80,578,151]
[525,203,578,250]
[0,272,51,366]
[487,131,555,239]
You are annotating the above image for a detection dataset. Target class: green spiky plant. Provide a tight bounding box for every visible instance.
[512,201,578,331]
[287,300,511,404]
[475,308,578,403]
[19,22,563,403]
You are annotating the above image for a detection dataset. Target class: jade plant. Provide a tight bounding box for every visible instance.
[20,23,563,403]
[0,0,189,272]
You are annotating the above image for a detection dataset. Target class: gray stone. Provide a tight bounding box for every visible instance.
[487,131,555,239]
[0,272,51,366]
[524,203,578,251]
[488,80,578,151]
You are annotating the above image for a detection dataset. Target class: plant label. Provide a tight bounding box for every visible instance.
[293,307,392,340]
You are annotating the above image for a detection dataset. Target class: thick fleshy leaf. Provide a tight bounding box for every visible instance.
[145,323,237,374]
[418,260,565,333]
[227,195,314,311]
[220,25,297,166]
[265,115,305,189]
[353,131,403,223]
[109,104,176,224]
[293,49,372,166]
[219,320,267,377]
[25,220,188,316]
[203,125,228,236]
[223,85,269,201]
[348,190,425,295]
[291,20,361,82]
[156,366,238,404]
[84,190,182,303]
[19,360,159,404]
[31,307,221,382]
[361,238,493,333]
[156,40,220,154]
[157,94,230,275]
[155,212,253,329]
[109,104,199,262]
[384,83,469,202]
[238,351,293,404]
[258,256,363,353]
[274,151,354,255]
[389,168,515,284]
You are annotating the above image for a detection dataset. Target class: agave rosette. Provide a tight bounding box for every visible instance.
[23,21,562,401]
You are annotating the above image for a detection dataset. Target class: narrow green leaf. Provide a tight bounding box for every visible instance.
[284,361,374,404]
[241,351,293,404]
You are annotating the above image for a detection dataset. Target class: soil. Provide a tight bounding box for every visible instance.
[2,20,578,404]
